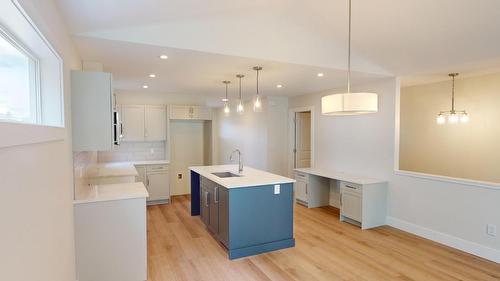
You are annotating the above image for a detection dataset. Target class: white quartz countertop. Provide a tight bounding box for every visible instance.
[189,165,295,189]
[74,182,149,204]
[294,167,386,185]
[87,160,170,178]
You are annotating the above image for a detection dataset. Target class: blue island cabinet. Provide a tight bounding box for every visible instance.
[192,171,295,260]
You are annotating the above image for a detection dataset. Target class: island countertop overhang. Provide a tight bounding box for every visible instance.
[189,165,295,189]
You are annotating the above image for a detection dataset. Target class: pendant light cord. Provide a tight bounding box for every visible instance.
[451,74,455,112]
[347,0,352,94]
[256,69,260,96]
[239,76,242,99]
[225,83,228,100]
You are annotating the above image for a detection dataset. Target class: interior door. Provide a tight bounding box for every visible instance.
[121,105,145,141]
[295,112,311,168]
[145,105,166,141]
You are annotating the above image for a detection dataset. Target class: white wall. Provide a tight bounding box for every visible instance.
[289,78,500,262]
[0,0,80,280]
[213,96,288,176]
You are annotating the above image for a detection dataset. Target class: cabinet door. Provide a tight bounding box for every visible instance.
[145,105,166,141]
[71,71,113,151]
[192,106,212,120]
[218,187,229,247]
[121,105,145,141]
[147,172,170,201]
[169,105,190,120]
[208,184,219,234]
[341,191,362,222]
[200,185,210,226]
[295,180,308,203]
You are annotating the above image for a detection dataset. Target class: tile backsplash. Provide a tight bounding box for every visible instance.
[98,141,166,162]
[73,151,97,197]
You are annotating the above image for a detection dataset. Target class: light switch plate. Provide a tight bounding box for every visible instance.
[274,184,280,194]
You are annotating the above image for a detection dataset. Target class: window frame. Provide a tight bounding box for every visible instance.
[0,0,65,148]
[0,23,41,124]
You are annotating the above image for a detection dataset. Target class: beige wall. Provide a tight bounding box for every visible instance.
[400,72,500,183]
[0,0,81,280]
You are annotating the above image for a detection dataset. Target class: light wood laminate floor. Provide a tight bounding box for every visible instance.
[147,195,500,281]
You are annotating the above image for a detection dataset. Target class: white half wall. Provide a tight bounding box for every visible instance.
[289,78,500,263]
[0,0,81,280]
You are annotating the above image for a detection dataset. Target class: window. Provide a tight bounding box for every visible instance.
[0,27,39,124]
[0,0,65,148]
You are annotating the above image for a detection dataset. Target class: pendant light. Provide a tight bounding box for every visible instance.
[222,80,231,116]
[253,66,263,112]
[236,74,245,114]
[321,0,378,115]
[436,73,469,124]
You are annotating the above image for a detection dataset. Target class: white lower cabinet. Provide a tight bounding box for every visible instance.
[135,164,170,204]
[340,181,387,229]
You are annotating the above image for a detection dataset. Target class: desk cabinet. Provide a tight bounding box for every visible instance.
[294,171,329,208]
[340,181,386,229]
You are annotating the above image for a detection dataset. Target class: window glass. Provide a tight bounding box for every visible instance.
[0,32,37,123]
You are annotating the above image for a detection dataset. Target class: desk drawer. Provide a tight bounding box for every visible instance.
[294,171,309,182]
[147,164,169,172]
[340,181,362,193]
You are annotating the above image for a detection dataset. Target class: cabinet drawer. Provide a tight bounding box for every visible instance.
[294,172,309,182]
[147,164,169,172]
[340,181,362,193]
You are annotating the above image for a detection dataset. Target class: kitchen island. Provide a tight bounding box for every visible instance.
[189,165,296,259]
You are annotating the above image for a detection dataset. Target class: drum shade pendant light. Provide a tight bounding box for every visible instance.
[321,0,378,115]
[253,66,263,112]
[436,73,469,124]
[222,81,231,116]
[236,74,245,114]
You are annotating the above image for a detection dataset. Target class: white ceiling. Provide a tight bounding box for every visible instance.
[56,0,500,93]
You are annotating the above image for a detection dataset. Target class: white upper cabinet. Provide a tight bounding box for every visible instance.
[145,105,167,141]
[170,105,212,120]
[120,104,167,142]
[71,71,114,151]
[121,105,145,141]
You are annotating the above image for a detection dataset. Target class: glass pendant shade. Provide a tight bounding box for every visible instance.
[236,100,244,114]
[436,113,446,124]
[253,95,262,112]
[223,102,230,116]
[460,112,469,123]
[448,112,459,124]
[321,92,378,115]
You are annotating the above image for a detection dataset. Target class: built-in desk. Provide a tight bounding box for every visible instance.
[294,168,387,229]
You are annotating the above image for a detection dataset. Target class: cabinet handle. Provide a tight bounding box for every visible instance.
[305,184,308,194]
[340,193,343,206]
[345,184,357,189]
[205,191,209,207]
[214,186,219,203]
[146,178,149,187]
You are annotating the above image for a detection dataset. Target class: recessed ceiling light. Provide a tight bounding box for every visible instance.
[222,98,229,102]
[142,85,149,89]
[159,54,168,59]
[317,73,324,77]
[149,74,156,78]
[276,84,283,88]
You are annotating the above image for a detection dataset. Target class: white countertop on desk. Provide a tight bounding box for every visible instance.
[74,182,149,204]
[294,167,386,185]
[189,165,295,189]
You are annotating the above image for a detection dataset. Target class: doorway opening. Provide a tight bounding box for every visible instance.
[288,107,314,177]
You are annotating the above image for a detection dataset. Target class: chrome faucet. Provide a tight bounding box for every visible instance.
[229,149,243,173]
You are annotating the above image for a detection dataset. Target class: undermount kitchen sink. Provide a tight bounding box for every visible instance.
[212,172,242,178]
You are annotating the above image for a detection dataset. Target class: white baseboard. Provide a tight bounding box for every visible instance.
[386,216,500,264]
